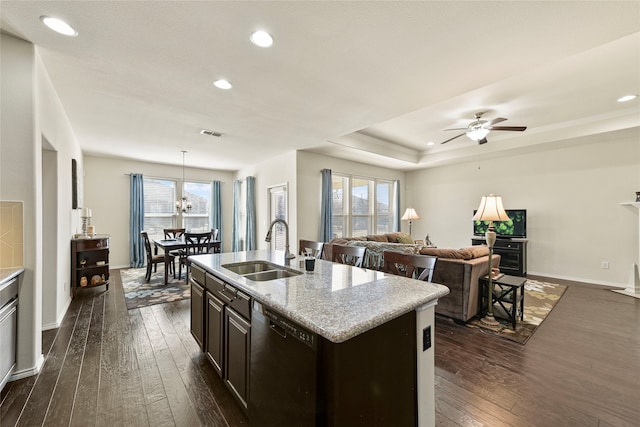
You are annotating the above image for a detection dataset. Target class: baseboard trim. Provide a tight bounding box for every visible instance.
[527,271,626,288]
[42,295,72,331]
[9,353,45,382]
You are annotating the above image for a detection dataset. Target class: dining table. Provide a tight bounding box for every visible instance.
[153,237,221,286]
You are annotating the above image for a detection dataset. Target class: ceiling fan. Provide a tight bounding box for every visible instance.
[441,112,527,145]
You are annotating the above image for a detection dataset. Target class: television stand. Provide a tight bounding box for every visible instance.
[472,237,527,277]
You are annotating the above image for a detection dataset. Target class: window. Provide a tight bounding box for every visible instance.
[143,177,212,242]
[331,174,396,239]
[268,185,288,251]
[183,181,211,232]
[143,178,177,242]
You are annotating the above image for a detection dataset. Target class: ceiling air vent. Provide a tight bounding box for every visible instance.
[200,129,223,137]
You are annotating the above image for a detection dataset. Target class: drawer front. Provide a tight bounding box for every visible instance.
[206,273,225,294]
[229,289,251,320]
[75,238,109,251]
[191,265,206,286]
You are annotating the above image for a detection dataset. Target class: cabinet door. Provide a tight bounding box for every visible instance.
[190,279,205,350]
[205,292,225,377]
[225,308,250,410]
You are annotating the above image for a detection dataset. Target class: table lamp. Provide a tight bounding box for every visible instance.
[472,194,509,327]
[401,207,420,237]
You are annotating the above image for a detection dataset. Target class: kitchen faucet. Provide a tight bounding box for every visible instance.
[265,218,296,265]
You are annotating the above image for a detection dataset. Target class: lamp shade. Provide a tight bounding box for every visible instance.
[401,208,420,221]
[472,194,509,222]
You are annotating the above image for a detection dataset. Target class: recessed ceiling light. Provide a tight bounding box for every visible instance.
[250,30,273,48]
[426,141,435,146]
[617,94,638,103]
[213,79,232,90]
[40,16,78,36]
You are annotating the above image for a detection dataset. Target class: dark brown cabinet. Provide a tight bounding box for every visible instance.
[190,278,205,349]
[205,292,224,376]
[190,265,251,413]
[71,236,109,297]
[225,307,250,410]
[472,237,528,277]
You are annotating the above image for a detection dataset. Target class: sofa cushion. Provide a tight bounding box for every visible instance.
[367,234,389,242]
[419,245,489,260]
[467,245,490,258]
[419,247,472,260]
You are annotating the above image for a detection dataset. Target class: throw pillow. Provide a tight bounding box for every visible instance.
[367,234,388,242]
[396,233,414,244]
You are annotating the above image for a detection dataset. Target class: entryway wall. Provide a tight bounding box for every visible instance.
[41,141,59,329]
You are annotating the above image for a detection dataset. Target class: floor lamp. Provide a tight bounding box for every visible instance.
[401,207,420,237]
[472,194,509,327]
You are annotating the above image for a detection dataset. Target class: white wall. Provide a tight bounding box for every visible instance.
[235,151,298,251]
[406,129,640,286]
[0,33,43,376]
[83,155,234,268]
[36,55,84,330]
[296,151,407,241]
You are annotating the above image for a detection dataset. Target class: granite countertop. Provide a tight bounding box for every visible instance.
[189,250,449,343]
[0,267,24,287]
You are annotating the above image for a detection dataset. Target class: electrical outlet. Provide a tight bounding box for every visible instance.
[601,261,609,269]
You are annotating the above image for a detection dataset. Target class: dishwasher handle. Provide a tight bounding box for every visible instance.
[269,321,287,339]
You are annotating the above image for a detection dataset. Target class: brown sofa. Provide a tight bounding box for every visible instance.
[325,234,498,322]
[418,246,499,322]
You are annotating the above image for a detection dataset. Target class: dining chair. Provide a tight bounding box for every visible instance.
[164,228,186,239]
[331,244,366,268]
[299,239,324,259]
[141,231,173,282]
[163,228,186,275]
[209,228,221,253]
[383,250,437,281]
[177,231,212,281]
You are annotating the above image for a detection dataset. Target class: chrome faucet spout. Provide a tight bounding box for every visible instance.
[265,218,296,264]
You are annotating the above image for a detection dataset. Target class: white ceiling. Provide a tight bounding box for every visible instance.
[1,1,639,171]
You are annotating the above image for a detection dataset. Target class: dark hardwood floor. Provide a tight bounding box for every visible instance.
[1,272,639,426]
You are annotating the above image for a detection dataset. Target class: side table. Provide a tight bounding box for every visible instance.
[479,274,527,329]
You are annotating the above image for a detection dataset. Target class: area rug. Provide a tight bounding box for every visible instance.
[120,268,190,310]
[465,279,567,344]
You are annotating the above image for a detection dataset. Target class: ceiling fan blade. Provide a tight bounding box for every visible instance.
[486,117,507,127]
[477,138,488,145]
[490,126,527,132]
[440,133,466,144]
[442,127,467,131]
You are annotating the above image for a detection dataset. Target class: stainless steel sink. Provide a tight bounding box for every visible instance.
[222,260,302,281]
[242,269,302,282]
[223,261,283,275]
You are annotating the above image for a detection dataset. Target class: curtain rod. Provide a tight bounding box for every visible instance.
[123,173,225,183]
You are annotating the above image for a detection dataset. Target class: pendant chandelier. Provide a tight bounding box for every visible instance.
[176,150,192,215]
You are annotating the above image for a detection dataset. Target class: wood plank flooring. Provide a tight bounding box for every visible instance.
[1,272,639,426]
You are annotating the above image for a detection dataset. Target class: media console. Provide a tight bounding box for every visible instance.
[472,237,527,277]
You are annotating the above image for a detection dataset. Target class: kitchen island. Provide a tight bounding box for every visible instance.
[189,250,449,427]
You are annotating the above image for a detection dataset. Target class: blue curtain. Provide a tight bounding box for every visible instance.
[394,180,401,231]
[319,169,333,242]
[245,176,257,250]
[129,173,145,267]
[232,179,242,251]
[211,180,222,243]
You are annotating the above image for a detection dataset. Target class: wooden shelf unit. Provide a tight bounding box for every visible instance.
[71,235,110,297]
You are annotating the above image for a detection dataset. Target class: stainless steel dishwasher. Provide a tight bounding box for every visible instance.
[249,301,320,427]
[0,277,19,391]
